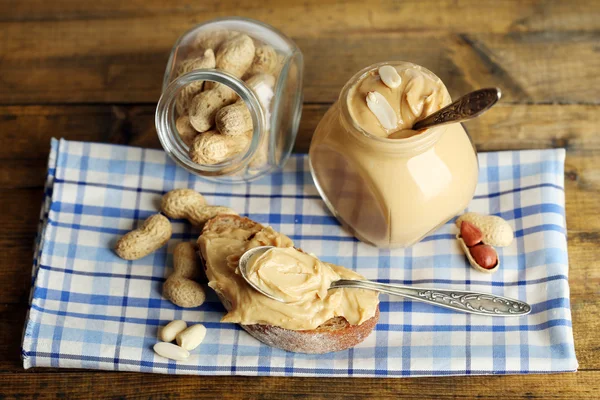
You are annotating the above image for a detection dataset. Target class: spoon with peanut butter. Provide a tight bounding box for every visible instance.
[239,246,531,317]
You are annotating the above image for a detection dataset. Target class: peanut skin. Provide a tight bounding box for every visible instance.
[188,84,238,132]
[163,242,205,308]
[175,49,216,115]
[456,212,514,247]
[188,130,250,165]
[469,244,498,270]
[115,214,172,260]
[215,100,253,136]
[460,221,483,247]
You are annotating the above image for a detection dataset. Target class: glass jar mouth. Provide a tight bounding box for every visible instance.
[339,61,449,153]
[155,69,265,174]
[163,16,300,91]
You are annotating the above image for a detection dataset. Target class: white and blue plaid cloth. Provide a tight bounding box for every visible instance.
[22,138,577,376]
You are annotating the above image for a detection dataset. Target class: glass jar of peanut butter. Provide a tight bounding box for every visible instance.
[309,61,479,248]
[156,17,303,182]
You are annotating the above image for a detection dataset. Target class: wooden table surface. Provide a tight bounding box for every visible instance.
[1,1,599,398]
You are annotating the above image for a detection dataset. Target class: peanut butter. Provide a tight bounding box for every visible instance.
[246,247,340,303]
[200,226,379,331]
[348,64,451,139]
[309,61,479,248]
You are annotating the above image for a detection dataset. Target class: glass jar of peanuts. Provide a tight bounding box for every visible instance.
[309,61,479,248]
[156,17,303,182]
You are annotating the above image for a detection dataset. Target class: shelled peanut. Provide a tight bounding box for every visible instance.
[169,30,278,169]
[154,320,207,361]
[456,213,514,274]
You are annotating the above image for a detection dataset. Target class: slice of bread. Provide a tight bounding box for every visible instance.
[198,215,380,354]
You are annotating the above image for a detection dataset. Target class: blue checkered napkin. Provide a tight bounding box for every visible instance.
[22,138,577,376]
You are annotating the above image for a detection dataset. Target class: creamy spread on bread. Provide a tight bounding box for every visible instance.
[246,247,340,303]
[348,64,451,139]
[199,226,379,331]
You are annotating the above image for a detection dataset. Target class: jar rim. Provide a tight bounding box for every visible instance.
[155,69,265,174]
[163,17,300,91]
[339,61,450,153]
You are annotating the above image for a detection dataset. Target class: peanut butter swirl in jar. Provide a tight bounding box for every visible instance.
[309,61,479,248]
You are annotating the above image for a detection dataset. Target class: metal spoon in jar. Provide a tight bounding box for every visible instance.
[411,87,502,131]
[238,246,531,317]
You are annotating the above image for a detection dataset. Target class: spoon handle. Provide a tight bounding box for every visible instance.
[412,87,502,131]
[330,279,530,316]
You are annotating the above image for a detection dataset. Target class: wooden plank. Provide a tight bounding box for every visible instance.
[0,158,51,189]
[0,29,598,104]
[302,31,600,104]
[0,1,597,397]
[0,105,153,161]
[1,0,598,33]
[0,369,598,399]
[0,189,44,306]
[569,233,600,370]
[0,303,28,372]
[1,103,599,160]
[454,32,600,104]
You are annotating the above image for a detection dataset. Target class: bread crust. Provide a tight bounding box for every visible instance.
[199,214,380,354]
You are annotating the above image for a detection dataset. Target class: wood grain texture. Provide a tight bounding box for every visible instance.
[0,10,598,103]
[0,104,599,372]
[0,370,599,400]
[0,104,599,283]
[1,0,597,33]
[1,104,599,159]
[1,0,599,398]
